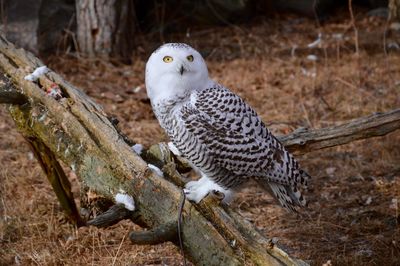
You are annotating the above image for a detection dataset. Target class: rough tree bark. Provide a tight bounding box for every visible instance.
[75,0,135,60]
[0,36,399,265]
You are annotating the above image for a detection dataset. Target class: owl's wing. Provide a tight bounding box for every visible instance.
[179,86,308,188]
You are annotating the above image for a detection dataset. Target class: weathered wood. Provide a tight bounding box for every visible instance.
[0,36,307,266]
[0,72,28,104]
[27,138,85,226]
[129,221,178,245]
[280,109,400,155]
[87,204,133,227]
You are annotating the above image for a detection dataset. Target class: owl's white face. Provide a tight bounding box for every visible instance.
[145,43,210,104]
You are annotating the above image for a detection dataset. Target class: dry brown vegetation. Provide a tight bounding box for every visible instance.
[1,9,400,266]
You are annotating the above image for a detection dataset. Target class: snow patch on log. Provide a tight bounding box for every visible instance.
[131,143,144,155]
[148,163,163,176]
[115,193,135,211]
[24,66,49,81]
[307,54,318,61]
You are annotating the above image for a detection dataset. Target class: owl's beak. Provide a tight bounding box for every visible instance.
[179,65,186,75]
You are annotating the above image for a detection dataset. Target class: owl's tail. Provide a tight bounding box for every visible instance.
[257,167,309,212]
[267,182,307,212]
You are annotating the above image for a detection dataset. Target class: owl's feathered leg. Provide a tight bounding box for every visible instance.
[184,173,233,203]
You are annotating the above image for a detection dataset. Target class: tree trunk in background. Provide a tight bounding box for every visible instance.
[75,0,135,61]
[389,0,400,20]
[38,0,75,56]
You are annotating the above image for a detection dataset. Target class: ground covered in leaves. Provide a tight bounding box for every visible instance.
[1,9,400,266]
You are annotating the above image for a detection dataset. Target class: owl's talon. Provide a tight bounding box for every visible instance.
[183,185,207,203]
[210,190,226,201]
[184,175,233,203]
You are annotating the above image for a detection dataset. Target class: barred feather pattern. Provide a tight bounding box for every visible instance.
[153,84,310,211]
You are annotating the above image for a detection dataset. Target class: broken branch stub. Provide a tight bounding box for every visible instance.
[87,204,134,228]
[129,221,178,245]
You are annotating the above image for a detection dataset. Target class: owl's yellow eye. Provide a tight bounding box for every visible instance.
[163,56,173,63]
[186,55,194,62]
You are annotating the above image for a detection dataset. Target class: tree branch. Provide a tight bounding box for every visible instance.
[87,204,134,227]
[28,138,85,226]
[129,221,178,245]
[280,109,400,154]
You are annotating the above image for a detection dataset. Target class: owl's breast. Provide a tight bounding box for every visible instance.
[153,98,187,138]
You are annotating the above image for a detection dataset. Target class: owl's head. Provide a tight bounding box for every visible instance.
[145,43,210,103]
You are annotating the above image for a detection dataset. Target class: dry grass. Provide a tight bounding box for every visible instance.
[1,10,400,265]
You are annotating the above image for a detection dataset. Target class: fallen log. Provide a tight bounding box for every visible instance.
[0,35,399,265]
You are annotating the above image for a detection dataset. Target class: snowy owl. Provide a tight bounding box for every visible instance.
[145,43,310,211]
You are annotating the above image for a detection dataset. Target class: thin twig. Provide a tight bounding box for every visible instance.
[383,4,395,84]
[312,0,321,28]
[348,0,359,57]
[112,232,126,266]
[334,77,357,89]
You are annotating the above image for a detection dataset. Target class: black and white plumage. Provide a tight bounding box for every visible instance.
[145,43,310,211]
